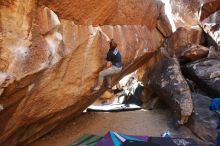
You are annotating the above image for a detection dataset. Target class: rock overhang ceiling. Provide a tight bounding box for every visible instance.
[39,0,165,27]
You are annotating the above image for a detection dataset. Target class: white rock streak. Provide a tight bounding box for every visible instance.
[45,8,62,65]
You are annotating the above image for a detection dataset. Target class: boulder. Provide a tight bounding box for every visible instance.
[156,3,172,37]
[202,22,220,48]
[170,0,220,48]
[187,93,218,146]
[200,0,220,22]
[0,0,169,145]
[183,59,220,97]
[170,0,220,27]
[144,49,193,125]
[201,5,220,48]
[181,44,209,62]
[39,0,171,31]
[170,0,201,28]
[167,27,204,58]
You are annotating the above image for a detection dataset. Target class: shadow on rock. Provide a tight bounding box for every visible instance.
[183,58,220,97]
[187,93,218,146]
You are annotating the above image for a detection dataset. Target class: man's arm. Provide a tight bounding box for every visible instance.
[106,61,111,68]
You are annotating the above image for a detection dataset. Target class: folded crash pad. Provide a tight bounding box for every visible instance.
[69,134,102,146]
[96,131,149,146]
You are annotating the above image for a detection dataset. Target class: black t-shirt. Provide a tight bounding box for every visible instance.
[106,48,122,67]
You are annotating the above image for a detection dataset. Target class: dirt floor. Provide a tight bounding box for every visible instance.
[31,109,199,146]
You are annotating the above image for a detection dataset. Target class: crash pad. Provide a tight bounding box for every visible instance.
[86,103,141,112]
[69,134,102,146]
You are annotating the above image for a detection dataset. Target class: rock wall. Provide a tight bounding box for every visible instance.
[200,0,220,22]
[167,26,204,57]
[183,58,220,97]
[170,0,201,28]
[39,0,171,31]
[168,1,220,145]
[171,0,220,28]
[0,0,171,145]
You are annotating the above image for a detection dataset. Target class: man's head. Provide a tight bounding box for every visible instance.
[110,39,117,49]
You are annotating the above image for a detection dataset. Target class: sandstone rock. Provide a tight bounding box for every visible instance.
[0,0,167,145]
[183,58,220,97]
[202,22,220,47]
[156,3,172,37]
[167,27,204,58]
[191,0,220,48]
[181,44,209,62]
[170,0,201,28]
[40,0,172,36]
[0,0,37,76]
[207,46,220,59]
[39,0,172,32]
[200,0,220,22]
[187,93,218,146]
[38,7,61,35]
[171,0,220,28]
[201,2,220,47]
[170,0,220,48]
[144,49,193,125]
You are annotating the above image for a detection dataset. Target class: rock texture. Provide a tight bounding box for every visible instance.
[39,0,172,35]
[187,93,218,146]
[0,0,171,145]
[181,44,209,62]
[171,0,220,47]
[170,0,201,28]
[203,23,220,47]
[167,27,204,58]
[171,0,220,28]
[143,49,193,125]
[183,58,220,97]
[200,0,220,22]
[197,1,220,49]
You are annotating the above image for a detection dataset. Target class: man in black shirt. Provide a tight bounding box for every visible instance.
[92,39,122,91]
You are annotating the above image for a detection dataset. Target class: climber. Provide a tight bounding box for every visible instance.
[209,98,220,146]
[92,39,122,91]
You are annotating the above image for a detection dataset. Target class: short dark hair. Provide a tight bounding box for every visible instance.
[110,39,117,49]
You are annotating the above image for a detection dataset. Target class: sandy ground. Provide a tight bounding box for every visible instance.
[31,109,198,146]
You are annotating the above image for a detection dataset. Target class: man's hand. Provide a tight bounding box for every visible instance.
[106,61,111,68]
